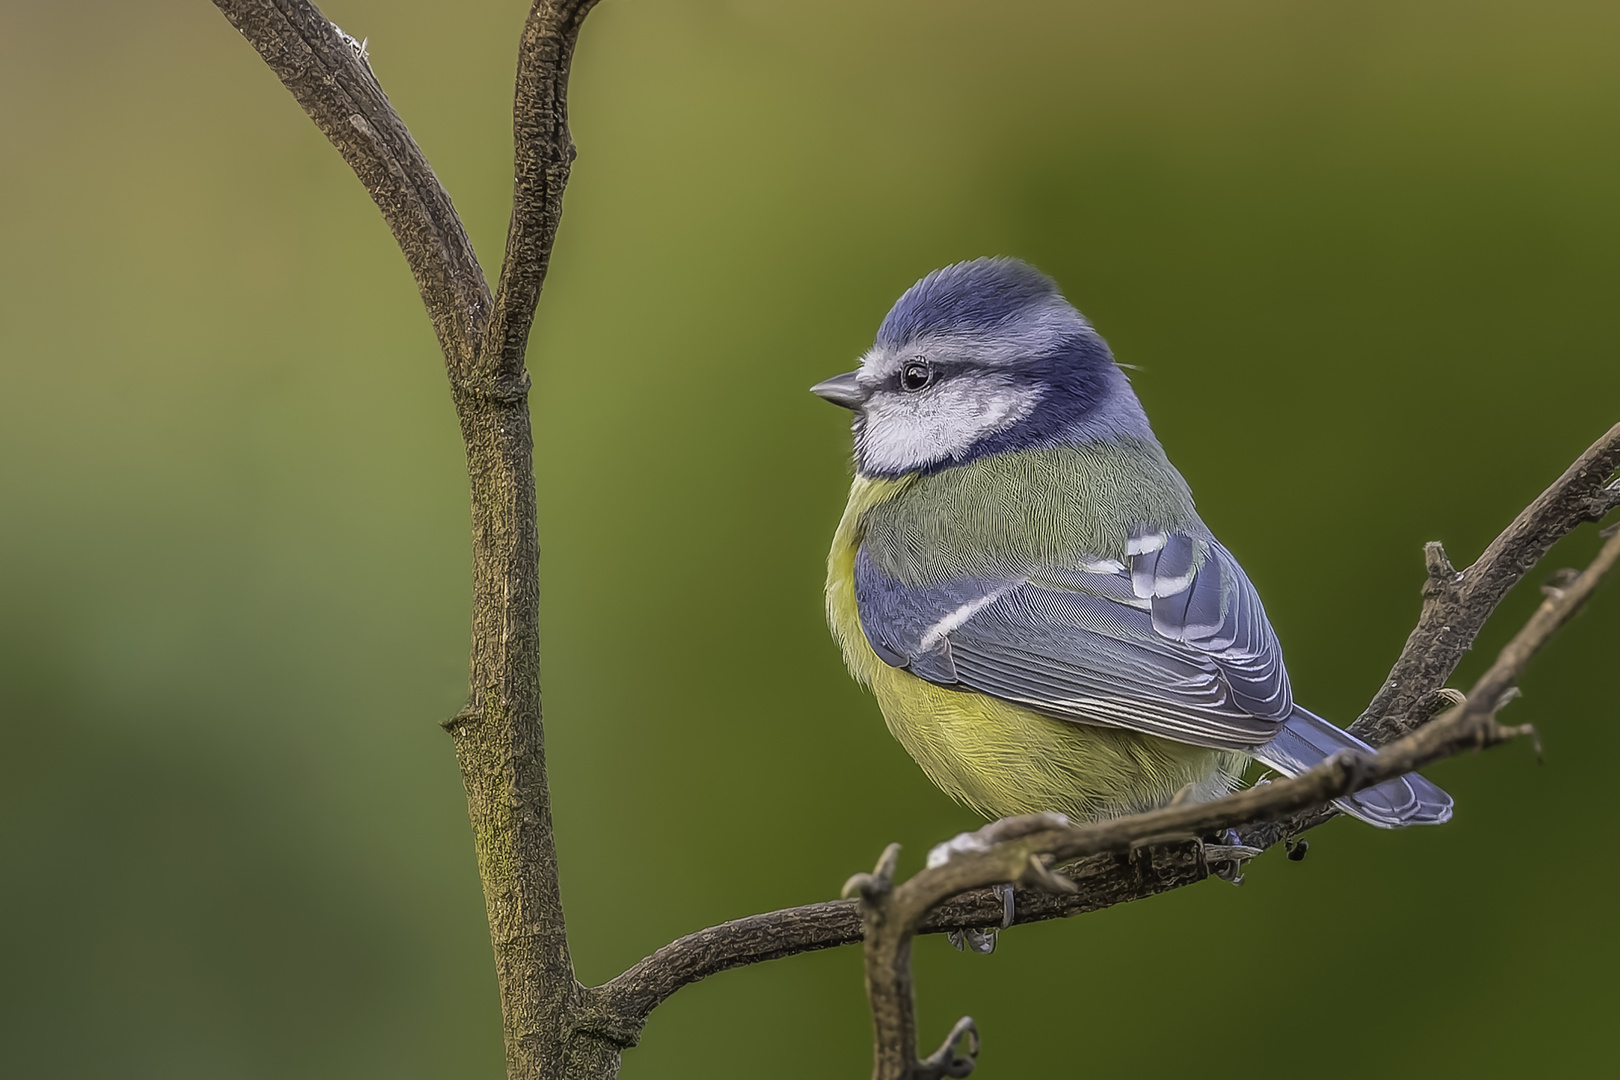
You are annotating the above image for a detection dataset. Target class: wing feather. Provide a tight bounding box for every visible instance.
[853,535,1292,751]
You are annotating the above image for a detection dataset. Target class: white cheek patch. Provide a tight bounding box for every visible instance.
[858,374,1041,474]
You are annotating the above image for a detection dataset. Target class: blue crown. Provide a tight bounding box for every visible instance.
[876,257,1061,349]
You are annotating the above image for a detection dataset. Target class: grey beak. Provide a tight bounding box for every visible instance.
[810,371,864,410]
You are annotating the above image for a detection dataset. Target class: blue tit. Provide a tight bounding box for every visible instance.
[815,257,1450,828]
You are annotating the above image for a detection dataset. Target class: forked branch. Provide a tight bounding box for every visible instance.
[212,2,599,1078]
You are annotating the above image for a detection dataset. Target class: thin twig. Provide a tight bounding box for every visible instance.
[480,1,601,394]
[1354,422,1620,744]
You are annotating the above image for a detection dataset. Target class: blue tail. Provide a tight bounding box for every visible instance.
[1253,706,1453,828]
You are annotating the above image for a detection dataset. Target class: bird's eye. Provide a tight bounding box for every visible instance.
[900,359,933,392]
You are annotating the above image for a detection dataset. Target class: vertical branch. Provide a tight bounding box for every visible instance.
[211,2,601,1076]
[449,3,600,1078]
[847,846,923,1080]
[483,1,601,383]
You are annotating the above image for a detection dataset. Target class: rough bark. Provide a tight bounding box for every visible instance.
[212,3,598,1077]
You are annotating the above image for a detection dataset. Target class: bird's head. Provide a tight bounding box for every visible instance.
[813,257,1150,478]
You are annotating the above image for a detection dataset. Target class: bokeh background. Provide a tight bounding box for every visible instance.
[2,0,1617,1076]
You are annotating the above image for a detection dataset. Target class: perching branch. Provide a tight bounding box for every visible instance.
[586,423,1620,1056]
[211,2,598,1078]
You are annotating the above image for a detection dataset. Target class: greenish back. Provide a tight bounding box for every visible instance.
[859,440,1203,585]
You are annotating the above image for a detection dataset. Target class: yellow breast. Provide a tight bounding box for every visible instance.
[826,474,1237,822]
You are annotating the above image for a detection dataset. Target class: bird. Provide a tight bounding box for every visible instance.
[815,257,1451,830]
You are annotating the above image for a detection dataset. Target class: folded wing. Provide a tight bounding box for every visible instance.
[853,533,1290,750]
[854,529,1453,825]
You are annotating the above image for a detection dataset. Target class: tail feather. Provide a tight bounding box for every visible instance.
[1254,706,1453,828]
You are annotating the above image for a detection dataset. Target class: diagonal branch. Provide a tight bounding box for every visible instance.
[1353,421,1620,744]
[211,0,489,368]
[1248,420,1620,846]
[584,421,1620,1051]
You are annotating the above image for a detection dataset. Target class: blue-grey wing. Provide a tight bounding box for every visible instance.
[853,533,1292,751]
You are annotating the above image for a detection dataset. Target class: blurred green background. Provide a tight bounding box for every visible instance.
[2,0,1617,1076]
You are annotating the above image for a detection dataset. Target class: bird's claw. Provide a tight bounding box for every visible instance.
[945,865,1021,955]
[932,816,1070,954]
[1204,828,1262,884]
[947,927,999,954]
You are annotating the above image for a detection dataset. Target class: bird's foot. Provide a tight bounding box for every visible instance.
[947,927,998,954]
[931,816,1067,955]
[945,883,1016,954]
[1203,828,1263,885]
